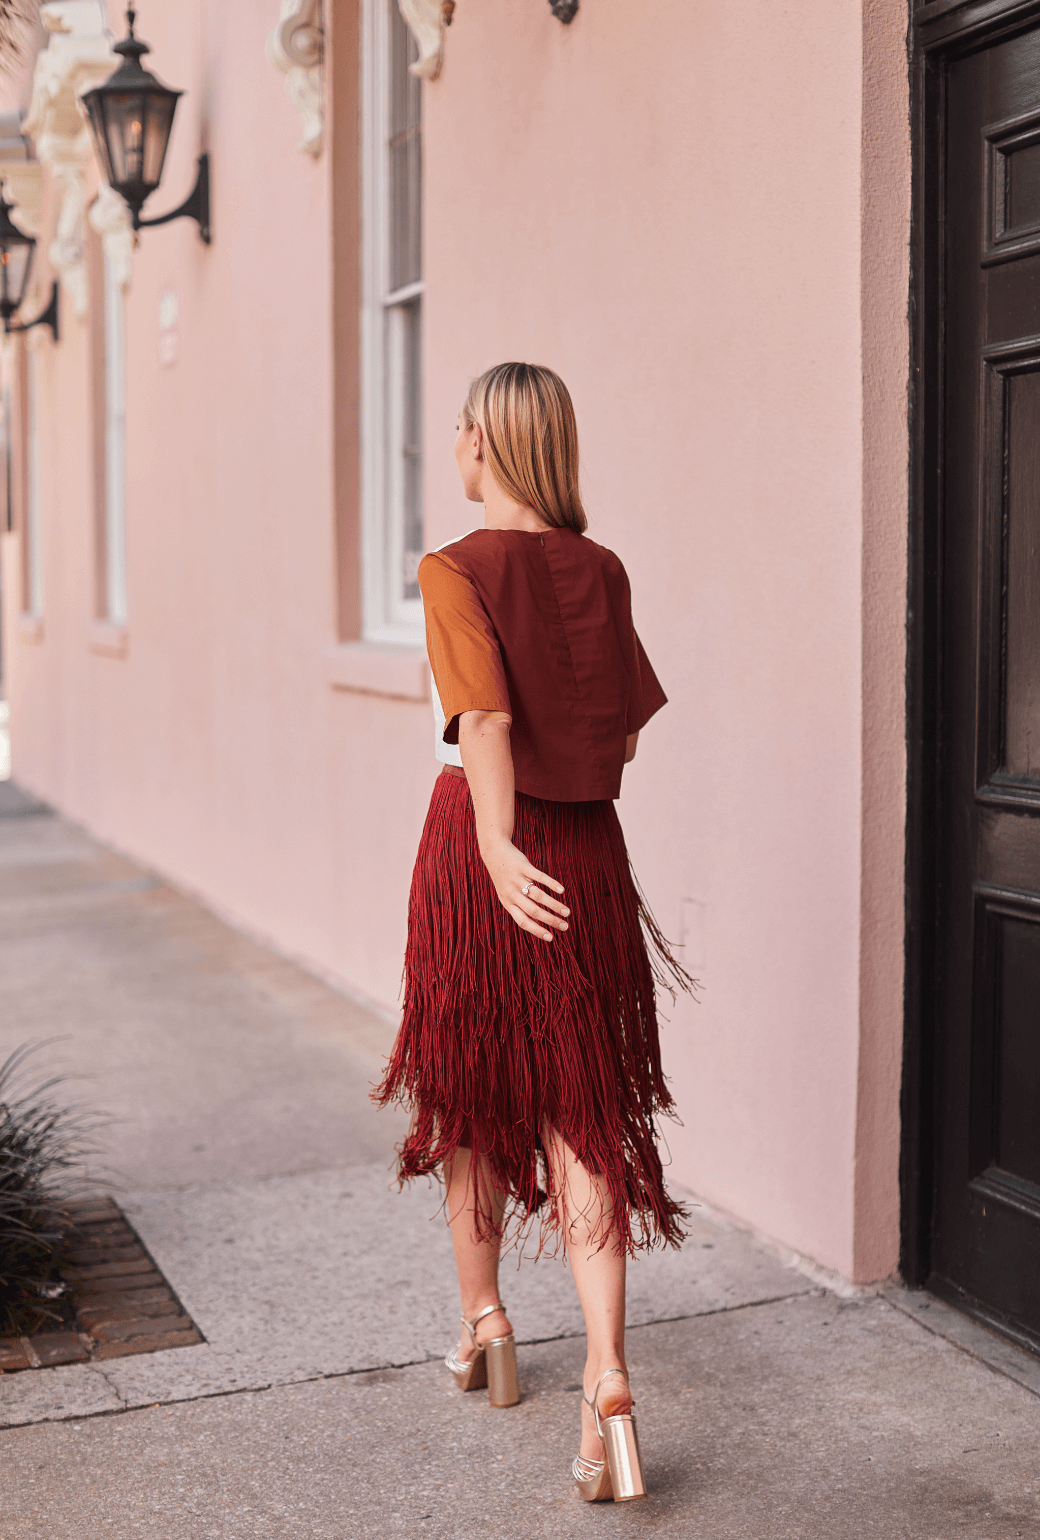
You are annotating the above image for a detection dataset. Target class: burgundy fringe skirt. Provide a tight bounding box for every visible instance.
[374,769,691,1254]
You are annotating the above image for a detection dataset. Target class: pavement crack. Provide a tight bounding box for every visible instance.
[0,1292,826,1434]
[91,1360,130,1409]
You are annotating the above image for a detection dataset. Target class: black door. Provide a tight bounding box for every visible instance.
[919,12,1040,1346]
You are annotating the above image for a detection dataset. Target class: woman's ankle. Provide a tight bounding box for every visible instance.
[583,1359,630,1405]
[460,1301,511,1342]
[460,1295,504,1320]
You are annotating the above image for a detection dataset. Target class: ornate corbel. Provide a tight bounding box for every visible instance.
[266,0,324,157]
[397,0,455,82]
[87,181,132,291]
[20,1,119,317]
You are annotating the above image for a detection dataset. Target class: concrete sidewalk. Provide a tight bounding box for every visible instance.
[1,792,1039,1538]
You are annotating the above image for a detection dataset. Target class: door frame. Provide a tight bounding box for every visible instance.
[903,0,1040,1288]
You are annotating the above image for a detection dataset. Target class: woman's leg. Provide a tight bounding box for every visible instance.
[444,1146,512,1356]
[543,1128,632,1461]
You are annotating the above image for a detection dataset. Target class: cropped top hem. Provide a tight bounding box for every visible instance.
[440,760,619,802]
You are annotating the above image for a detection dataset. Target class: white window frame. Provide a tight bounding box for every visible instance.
[361,0,424,644]
[103,251,127,626]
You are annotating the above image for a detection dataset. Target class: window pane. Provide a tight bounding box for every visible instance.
[388,0,421,292]
[401,298,422,601]
[387,298,423,610]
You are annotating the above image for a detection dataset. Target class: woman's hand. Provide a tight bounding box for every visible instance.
[457,708,569,941]
[480,833,569,943]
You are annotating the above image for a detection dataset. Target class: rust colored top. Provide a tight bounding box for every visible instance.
[418,526,667,802]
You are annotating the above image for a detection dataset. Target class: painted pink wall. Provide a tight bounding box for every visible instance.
[854,0,912,1282]
[422,0,908,1278]
[1,0,435,1006]
[0,0,910,1280]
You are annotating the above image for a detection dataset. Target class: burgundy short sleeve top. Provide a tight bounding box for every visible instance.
[418,527,667,802]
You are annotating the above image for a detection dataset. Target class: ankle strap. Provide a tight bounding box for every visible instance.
[583,1369,633,1437]
[460,1302,506,1344]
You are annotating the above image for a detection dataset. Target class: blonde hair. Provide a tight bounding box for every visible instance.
[463,362,587,534]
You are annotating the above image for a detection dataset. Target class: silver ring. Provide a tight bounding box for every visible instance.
[521,882,533,897]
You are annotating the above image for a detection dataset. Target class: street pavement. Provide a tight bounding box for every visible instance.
[1,785,1039,1538]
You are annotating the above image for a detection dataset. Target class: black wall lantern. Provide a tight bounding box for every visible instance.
[81,7,210,243]
[0,192,58,341]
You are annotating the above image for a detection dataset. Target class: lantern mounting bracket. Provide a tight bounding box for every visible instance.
[4,279,59,342]
[80,9,211,246]
[133,151,210,243]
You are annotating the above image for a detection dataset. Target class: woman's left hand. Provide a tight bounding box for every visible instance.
[479,834,570,943]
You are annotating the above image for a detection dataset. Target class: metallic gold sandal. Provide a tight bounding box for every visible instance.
[444,1302,520,1407]
[572,1369,646,1502]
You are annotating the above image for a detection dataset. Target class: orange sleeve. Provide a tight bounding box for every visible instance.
[419,551,511,744]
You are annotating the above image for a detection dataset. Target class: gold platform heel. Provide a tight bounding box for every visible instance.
[572,1369,646,1503]
[444,1302,520,1407]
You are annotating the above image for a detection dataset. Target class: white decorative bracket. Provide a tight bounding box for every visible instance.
[87,181,133,292]
[397,0,453,81]
[266,0,324,157]
[20,1,123,316]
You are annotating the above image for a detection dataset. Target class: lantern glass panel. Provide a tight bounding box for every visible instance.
[0,239,32,314]
[142,93,177,186]
[103,93,148,186]
[81,96,114,186]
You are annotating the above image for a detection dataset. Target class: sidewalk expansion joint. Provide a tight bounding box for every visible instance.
[0,1287,827,1432]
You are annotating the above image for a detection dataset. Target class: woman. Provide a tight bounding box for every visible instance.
[376,362,691,1504]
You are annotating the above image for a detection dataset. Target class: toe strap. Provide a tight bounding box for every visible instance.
[572,1454,605,1483]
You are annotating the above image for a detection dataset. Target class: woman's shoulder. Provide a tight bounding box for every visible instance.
[548,530,630,597]
[417,546,472,609]
[418,531,482,585]
[575,531,626,575]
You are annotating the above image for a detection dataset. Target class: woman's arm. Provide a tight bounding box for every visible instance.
[458,709,570,943]
[625,731,639,763]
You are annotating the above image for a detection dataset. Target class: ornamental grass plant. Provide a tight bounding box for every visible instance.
[0,1042,105,1336]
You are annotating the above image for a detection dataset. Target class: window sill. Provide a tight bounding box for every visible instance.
[326,641,429,702]
[89,621,128,658]
[17,614,44,645]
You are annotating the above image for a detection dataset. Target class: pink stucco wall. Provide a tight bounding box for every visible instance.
[0,0,910,1281]
[422,0,909,1278]
[1,0,436,1009]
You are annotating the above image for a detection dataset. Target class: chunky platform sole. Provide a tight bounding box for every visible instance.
[444,1302,520,1406]
[601,1413,646,1501]
[485,1335,519,1407]
[574,1369,647,1502]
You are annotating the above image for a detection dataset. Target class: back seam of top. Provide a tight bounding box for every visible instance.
[538,537,609,784]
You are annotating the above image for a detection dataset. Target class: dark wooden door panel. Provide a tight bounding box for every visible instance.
[931,20,1040,1344]
[977,339,1040,805]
